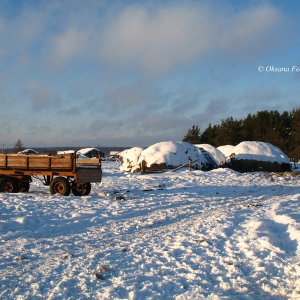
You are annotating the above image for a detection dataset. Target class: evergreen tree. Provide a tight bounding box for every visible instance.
[183,125,202,144]
[289,108,300,159]
[182,108,300,158]
[241,114,255,141]
[200,123,219,146]
[217,117,243,146]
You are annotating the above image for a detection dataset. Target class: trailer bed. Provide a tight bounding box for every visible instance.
[0,153,102,195]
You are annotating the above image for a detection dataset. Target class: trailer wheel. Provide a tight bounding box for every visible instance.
[19,181,30,192]
[0,178,19,193]
[72,183,91,196]
[50,177,71,196]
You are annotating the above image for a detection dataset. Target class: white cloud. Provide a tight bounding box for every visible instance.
[220,5,281,54]
[22,81,61,110]
[0,7,47,62]
[0,1,284,72]
[100,3,283,74]
[48,28,90,67]
[100,3,216,74]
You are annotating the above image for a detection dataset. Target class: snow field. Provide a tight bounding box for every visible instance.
[0,161,300,299]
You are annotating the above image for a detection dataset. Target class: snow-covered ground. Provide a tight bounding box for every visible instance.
[1,161,300,299]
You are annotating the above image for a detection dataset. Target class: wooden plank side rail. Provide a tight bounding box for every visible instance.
[0,154,101,169]
[76,158,101,166]
[0,154,75,171]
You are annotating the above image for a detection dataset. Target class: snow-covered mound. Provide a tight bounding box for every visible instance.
[18,149,38,154]
[217,145,235,158]
[58,149,102,160]
[195,144,226,166]
[77,148,104,158]
[57,150,89,159]
[232,141,289,163]
[227,141,291,172]
[119,147,144,172]
[137,141,211,172]
[57,150,75,155]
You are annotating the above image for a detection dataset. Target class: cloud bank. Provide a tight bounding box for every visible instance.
[0,0,297,147]
[100,3,281,74]
[0,1,283,73]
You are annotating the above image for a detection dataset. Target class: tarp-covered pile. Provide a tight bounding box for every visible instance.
[225,141,291,172]
[195,144,226,166]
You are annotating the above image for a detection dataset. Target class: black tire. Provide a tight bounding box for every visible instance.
[19,181,30,192]
[72,183,91,196]
[50,177,71,196]
[0,178,19,193]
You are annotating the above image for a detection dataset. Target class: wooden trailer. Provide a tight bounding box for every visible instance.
[0,153,102,196]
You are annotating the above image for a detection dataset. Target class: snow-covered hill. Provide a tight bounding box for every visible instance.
[1,161,299,299]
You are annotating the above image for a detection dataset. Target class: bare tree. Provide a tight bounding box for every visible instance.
[14,139,24,153]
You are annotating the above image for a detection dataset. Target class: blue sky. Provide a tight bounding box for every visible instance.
[0,0,300,148]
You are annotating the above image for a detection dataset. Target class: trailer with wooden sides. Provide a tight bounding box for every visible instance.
[0,153,102,196]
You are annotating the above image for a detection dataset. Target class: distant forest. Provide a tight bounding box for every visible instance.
[183,108,300,159]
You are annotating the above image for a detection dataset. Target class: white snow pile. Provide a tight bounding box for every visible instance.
[137,141,209,172]
[57,150,75,155]
[57,150,89,159]
[217,144,235,158]
[1,161,300,299]
[230,141,289,163]
[77,148,100,156]
[118,147,144,172]
[18,149,38,154]
[195,144,226,166]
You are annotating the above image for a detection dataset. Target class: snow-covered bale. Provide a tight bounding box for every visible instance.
[226,141,291,172]
[195,144,226,166]
[119,147,144,172]
[232,141,289,163]
[18,149,38,155]
[217,145,235,158]
[57,150,89,159]
[77,148,104,158]
[57,150,75,155]
[109,150,121,158]
[136,141,213,173]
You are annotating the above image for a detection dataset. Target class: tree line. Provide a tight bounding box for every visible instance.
[183,108,300,159]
